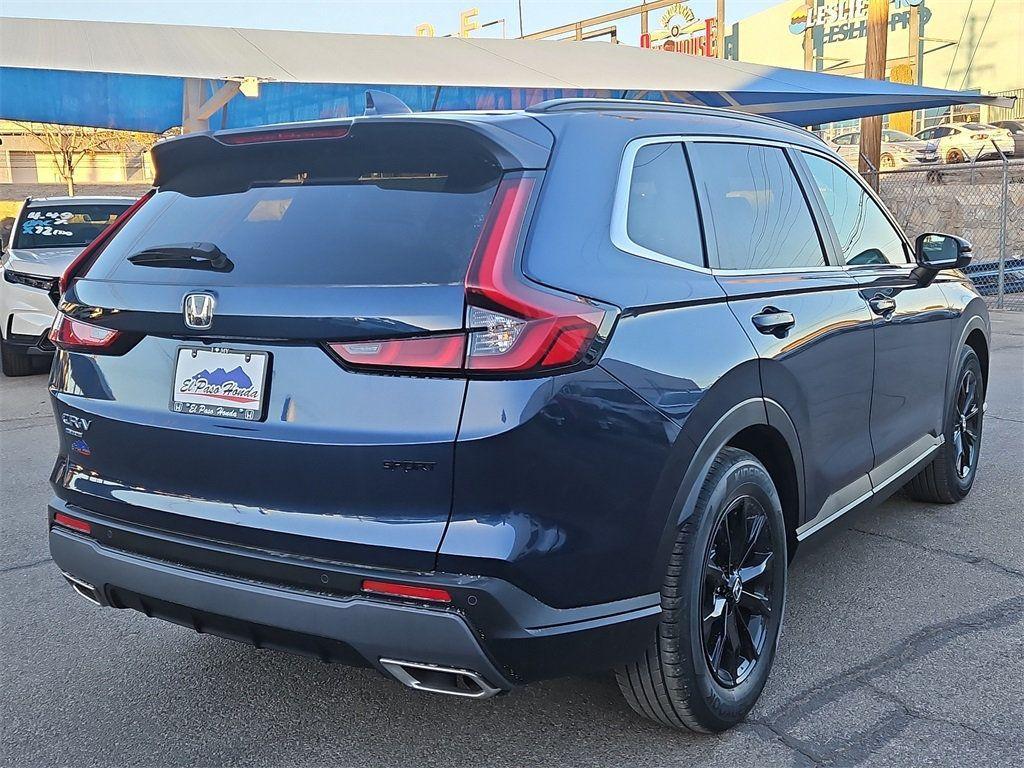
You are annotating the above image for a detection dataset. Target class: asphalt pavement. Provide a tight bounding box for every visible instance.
[2,312,1022,767]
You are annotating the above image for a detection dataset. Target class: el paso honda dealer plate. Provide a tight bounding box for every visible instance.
[171,347,269,421]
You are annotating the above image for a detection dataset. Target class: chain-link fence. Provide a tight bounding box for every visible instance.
[869,155,1024,310]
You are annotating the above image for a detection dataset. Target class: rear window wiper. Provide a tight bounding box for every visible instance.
[127,242,234,272]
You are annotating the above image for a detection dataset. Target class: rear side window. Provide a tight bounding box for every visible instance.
[689,142,826,271]
[802,153,908,266]
[625,142,704,267]
[14,203,130,249]
[89,134,502,287]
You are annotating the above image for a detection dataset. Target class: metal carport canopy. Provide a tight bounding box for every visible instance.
[0,16,1014,133]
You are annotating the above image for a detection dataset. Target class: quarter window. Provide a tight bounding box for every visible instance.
[625,142,705,268]
[802,153,909,266]
[689,142,826,271]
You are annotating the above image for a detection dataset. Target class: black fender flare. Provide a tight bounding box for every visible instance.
[650,397,805,585]
[945,306,989,407]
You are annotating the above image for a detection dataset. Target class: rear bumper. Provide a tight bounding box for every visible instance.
[48,499,661,687]
[51,524,515,692]
[2,329,55,356]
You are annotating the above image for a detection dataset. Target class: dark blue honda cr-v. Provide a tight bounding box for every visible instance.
[47,99,989,731]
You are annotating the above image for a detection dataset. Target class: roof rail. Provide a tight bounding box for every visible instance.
[525,98,823,141]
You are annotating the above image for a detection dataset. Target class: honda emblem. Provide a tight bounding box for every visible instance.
[183,293,215,330]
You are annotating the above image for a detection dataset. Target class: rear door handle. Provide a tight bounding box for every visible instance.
[751,307,796,338]
[868,295,897,316]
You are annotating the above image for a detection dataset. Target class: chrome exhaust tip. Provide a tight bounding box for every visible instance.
[61,571,101,607]
[380,658,502,699]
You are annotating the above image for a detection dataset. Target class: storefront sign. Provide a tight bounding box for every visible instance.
[640,2,717,56]
[415,7,479,37]
[788,0,922,35]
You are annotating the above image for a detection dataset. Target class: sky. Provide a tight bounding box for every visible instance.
[0,0,780,40]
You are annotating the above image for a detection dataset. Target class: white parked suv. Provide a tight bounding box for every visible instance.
[914,122,1015,164]
[1,196,135,375]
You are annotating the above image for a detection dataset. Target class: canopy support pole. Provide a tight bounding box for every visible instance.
[182,78,242,133]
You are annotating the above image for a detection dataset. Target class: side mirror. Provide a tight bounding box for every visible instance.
[915,232,972,270]
[912,233,972,286]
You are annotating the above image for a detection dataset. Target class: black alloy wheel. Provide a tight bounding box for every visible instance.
[701,496,775,688]
[952,366,982,480]
[616,447,787,732]
[907,345,984,504]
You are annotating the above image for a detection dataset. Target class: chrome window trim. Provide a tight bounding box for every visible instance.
[611,134,852,277]
[610,136,714,274]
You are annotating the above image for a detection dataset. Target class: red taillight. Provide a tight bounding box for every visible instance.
[361,579,452,603]
[53,512,92,535]
[325,175,608,377]
[219,126,351,145]
[463,176,606,372]
[970,133,988,140]
[49,313,121,352]
[328,333,466,372]
[59,189,154,295]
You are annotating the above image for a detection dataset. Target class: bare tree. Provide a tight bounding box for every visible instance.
[13,123,159,195]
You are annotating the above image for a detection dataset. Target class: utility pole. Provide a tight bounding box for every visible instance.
[716,0,726,58]
[802,0,814,72]
[858,0,889,189]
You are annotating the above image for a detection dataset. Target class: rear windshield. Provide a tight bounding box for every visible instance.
[14,203,131,249]
[89,133,502,286]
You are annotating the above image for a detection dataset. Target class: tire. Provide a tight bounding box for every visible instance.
[880,153,896,170]
[946,148,965,164]
[616,447,787,732]
[907,346,984,504]
[1,338,35,377]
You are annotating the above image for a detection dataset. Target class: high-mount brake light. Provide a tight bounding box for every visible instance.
[325,175,608,377]
[219,126,351,145]
[59,190,154,295]
[50,313,121,352]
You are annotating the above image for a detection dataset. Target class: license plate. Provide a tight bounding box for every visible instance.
[171,347,269,421]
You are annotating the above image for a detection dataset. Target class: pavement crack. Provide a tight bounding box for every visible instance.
[862,680,1004,740]
[746,720,824,767]
[985,413,1024,424]
[760,596,1024,765]
[851,527,1024,580]
[0,557,52,575]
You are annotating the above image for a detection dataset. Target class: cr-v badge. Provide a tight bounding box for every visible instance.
[183,293,216,330]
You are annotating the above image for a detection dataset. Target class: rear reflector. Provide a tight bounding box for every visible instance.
[50,313,121,352]
[53,512,92,535]
[219,126,351,145]
[361,580,452,603]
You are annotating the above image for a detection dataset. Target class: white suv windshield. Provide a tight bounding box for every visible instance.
[14,203,130,249]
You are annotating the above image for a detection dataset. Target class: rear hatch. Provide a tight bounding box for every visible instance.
[50,120,549,571]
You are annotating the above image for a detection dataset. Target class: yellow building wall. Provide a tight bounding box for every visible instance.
[731,0,1023,94]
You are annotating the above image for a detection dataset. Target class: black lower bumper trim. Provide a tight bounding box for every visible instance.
[47,497,662,683]
[50,528,514,690]
[109,587,369,666]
